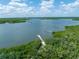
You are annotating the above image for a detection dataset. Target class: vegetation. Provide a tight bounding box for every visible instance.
[52,25,79,59]
[0,17,79,22]
[72,18,79,20]
[0,25,79,59]
[0,40,41,59]
[35,25,79,59]
[0,18,29,24]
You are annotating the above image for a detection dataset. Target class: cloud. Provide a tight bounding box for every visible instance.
[49,0,79,17]
[58,0,79,16]
[39,0,54,16]
[0,0,79,17]
[0,0,35,17]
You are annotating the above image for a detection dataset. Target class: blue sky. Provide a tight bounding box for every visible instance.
[0,0,75,6]
[0,0,79,17]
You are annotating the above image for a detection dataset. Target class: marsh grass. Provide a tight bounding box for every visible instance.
[0,25,79,59]
[0,18,29,24]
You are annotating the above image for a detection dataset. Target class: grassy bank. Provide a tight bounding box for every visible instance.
[0,18,29,24]
[0,40,41,59]
[72,18,79,20]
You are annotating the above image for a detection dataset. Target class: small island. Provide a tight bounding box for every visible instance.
[0,18,29,24]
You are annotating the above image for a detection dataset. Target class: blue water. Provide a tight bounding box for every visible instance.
[0,19,79,48]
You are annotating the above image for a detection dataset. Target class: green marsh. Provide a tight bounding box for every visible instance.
[0,25,79,59]
[0,18,29,24]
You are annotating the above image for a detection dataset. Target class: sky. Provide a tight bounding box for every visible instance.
[0,0,79,17]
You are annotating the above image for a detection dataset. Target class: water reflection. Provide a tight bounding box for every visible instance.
[0,19,79,48]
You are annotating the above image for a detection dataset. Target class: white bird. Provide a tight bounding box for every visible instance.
[37,35,46,47]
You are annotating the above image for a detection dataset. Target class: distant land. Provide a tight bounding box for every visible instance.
[5,17,78,19]
[0,17,79,19]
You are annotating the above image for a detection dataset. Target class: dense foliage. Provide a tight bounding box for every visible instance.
[0,40,41,59]
[0,25,79,59]
[0,18,29,23]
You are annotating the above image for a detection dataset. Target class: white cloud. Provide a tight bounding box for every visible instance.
[52,0,79,17]
[39,0,54,16]
[0,0,35,17]
[0,0,79,17]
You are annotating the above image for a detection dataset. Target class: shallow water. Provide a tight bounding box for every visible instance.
[0,19,79,48]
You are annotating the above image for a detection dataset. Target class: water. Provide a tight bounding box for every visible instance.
[0,19,79,48]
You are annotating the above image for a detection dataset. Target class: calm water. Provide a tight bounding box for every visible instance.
[0,19,79,48]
